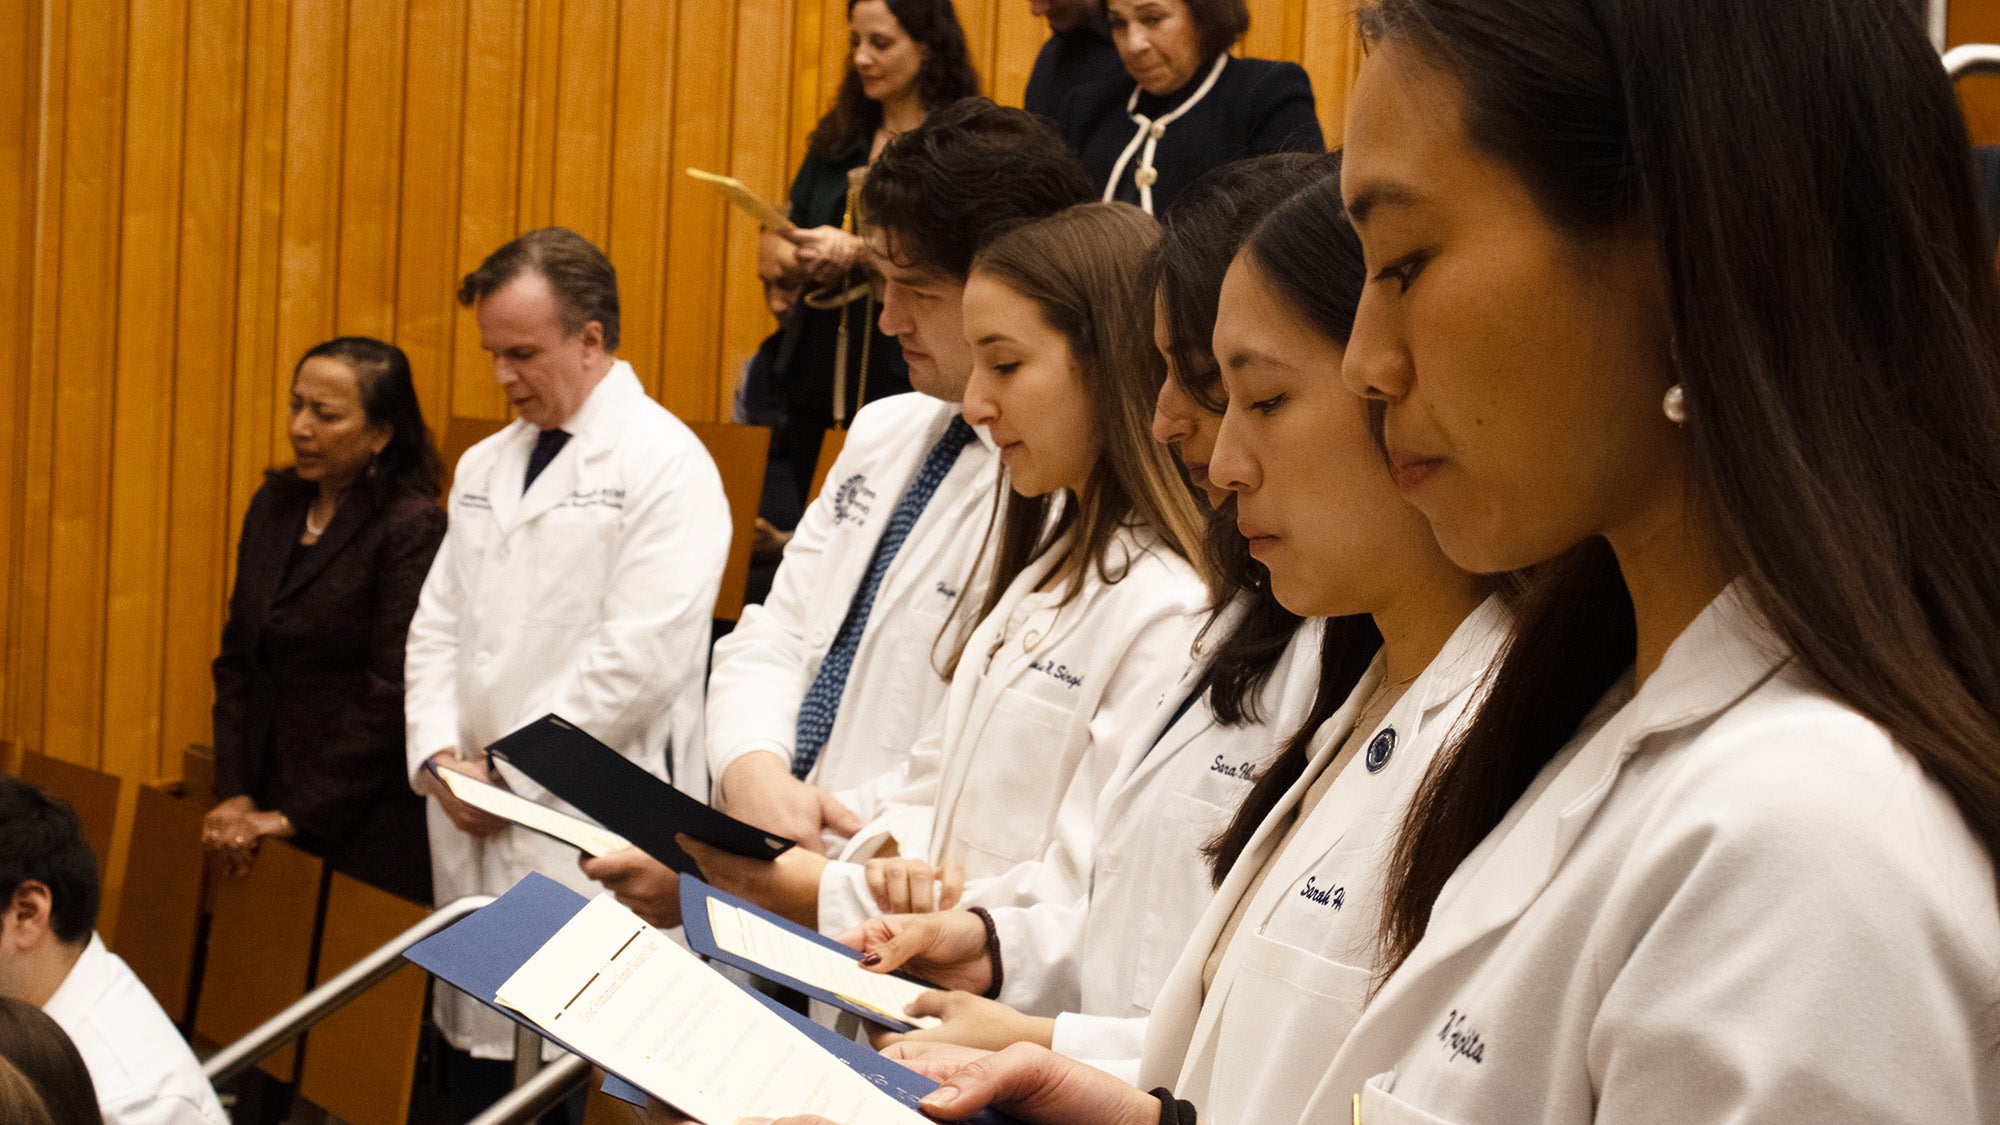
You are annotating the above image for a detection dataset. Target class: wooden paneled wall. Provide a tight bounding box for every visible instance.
[9,0,1998,781]
[0,0,1362,780]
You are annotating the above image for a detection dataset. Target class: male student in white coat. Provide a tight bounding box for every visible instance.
[404,226,729,1119]
[579,101,1095,933]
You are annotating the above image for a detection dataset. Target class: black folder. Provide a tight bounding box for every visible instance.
[486,714,793,874]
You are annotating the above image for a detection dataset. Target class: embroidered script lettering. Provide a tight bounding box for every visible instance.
[1299,875,1345,910]
[1210,755,1257,780]
[1028,659,1084,689]
[1436,1009,1486,1064]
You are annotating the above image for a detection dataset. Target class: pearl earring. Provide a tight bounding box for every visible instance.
[1662,384,1686,425]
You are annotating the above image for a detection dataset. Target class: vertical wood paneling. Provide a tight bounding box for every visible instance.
[336,0,409,340]
[100,0,188,780]
[606,0,676,400]
[0,0,40,739]
[451,0,528,421]
[395,0,469,433]
[4,0,1371,779]
[42,1,129,765]
[159,0,250,773]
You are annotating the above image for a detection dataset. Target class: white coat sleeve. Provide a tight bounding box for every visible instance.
[1049,1013,1148,1086]
[1586,717,2000,1124]
[403,484,471,782]
[705,411,883,780]
[540,441,730,785]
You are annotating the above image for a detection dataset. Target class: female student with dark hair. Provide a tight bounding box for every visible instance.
[748,0,980,531]
[686,204,1210,936]
[830,155,1352,1072]
[206,336,444,903]
[769,0,2000,1119]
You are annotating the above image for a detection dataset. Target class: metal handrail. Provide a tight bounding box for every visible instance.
[467,1054,596,1125]
[1945,42,2000,81]
[202,893,496,1084]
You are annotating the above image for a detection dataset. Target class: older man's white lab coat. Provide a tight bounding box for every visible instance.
[404,360,729,1058]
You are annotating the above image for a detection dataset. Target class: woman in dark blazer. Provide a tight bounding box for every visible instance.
[205,337,444,904]
[1054,0,1323,215]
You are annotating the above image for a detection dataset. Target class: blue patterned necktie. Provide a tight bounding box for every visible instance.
[792,417,978,779]
[524,428,571,493]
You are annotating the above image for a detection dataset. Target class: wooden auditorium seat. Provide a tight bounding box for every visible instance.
[809,428,849,502]
[686,421,772,622]
[296,873,430,1125]
[18,752,123,885]
[180,744,217,806]
[194,840,323,1080]
[108,781,208,1027]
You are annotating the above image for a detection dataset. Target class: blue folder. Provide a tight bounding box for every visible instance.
[680,876,937,1034]
[404,873,1010,1121]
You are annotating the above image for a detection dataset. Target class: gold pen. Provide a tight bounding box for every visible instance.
[1353,1093,1362,1125]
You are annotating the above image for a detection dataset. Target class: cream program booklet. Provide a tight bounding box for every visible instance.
[704,896,941,1028]
[430,764,631,858]
[494,894,927,1125]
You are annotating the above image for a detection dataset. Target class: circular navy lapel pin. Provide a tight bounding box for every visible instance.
[1365,728,1396,772]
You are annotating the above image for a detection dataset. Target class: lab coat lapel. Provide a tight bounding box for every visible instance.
[1377,586,1780,995]
[484,423,531,531]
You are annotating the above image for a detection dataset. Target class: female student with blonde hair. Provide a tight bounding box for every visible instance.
[687,203,1210,937]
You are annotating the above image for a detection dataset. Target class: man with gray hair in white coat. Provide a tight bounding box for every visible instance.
[403,226,729,1119]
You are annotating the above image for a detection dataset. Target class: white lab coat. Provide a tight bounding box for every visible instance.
[706,394,998,807]
[1312,586,2000,1123]
[403,361,730,1058]
[816,522,1209,936]
[1138,597,1511,1125]
[966,608,1326,1081]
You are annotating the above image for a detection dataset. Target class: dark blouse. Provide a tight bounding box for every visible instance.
[211,471,444,903]
[1024,23,1126,123]
[1054,55,1325,215]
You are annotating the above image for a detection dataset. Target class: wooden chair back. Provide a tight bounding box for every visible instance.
[686,421,772,621]
[0,739,17,775]
[109,782,208,1026]
[809,427,849,502]
[19,752,123,882]
[194,841,324,1080]
[296,873,429,1124]
[180,744,216,805]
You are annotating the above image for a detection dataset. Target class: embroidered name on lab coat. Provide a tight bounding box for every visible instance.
[832,474,877,525]
[1437,1009,1486,1064]
[1028,659,1084,688]
[558,488,626,511]
[935,581,960,599]
[1210,754,1258,780]
[460,492,492,511]
[1299,875,1345,910]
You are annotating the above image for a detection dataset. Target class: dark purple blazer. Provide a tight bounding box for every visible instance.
[211,471,444,903]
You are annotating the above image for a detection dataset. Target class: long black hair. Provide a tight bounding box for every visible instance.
[807,0,981,161]
[1361,0,2000,974]
[293,336,443,499]
[1201,167,1388,884]
[1149,154,1335,726]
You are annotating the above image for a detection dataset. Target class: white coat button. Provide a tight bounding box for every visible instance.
[1135,166,1159,188]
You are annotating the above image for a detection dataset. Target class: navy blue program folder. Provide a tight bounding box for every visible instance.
[404,874,1010,1122]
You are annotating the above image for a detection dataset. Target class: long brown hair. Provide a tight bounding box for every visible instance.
[941,203,1205,675]
[1364,0,2000,975]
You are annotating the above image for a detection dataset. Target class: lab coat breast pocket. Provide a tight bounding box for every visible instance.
[956,688,1074,872]
[522,514,618,626]
[1129,789,1238,1001]
[1205,934,1375,1123]
[1359,1073,1464,1124]
[1256,841,1386,966]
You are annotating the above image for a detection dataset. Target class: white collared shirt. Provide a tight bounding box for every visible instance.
[43,934,228,1125]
